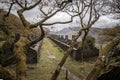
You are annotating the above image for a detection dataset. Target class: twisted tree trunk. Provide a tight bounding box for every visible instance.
[86,36,120,80]
[14,36,27,80]
[0,66,16,80]
[51,30,82,80]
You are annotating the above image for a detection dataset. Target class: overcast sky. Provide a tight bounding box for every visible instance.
[10,5,120,31]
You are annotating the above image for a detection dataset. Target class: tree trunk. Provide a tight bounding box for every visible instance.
[51,51,71,80]
[14,36,27,80]
[0,66,16,80]
[51,31,82,80]
[86,36,120,80]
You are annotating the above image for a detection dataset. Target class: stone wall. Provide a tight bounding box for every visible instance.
[48,34,99,61]
[0,35,43,65]
[26,40,43,64]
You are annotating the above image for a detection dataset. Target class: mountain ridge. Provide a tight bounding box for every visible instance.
[55,27,103,37]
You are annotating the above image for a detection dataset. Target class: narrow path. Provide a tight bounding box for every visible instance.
[46,38,81,80]
[27,38,69,80]
[27,38,85,80]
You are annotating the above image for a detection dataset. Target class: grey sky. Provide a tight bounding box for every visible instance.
[8,4,120,31]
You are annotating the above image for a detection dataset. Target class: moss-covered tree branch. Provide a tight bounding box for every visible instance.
[1,55,20,67]
[26,25,45,47]
[51,29,82,80]
[86,36,120,80]
[0,66,16,80]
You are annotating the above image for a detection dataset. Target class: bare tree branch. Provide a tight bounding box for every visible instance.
[30,2,68,28]
[15,0,42,10]
[5,1,15,17]
[52,0,104,79]
[87,0,93,25]
[15,0,24,8]
[42,13,79,26]
[25,0,27,7]
[17,9,29,27]
[24,0,41,10]
[0,66,16,80]
[86,36,120,80]
[26,25,45,47]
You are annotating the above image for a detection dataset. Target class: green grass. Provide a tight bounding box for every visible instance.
[49,38,95,79]
[65,59,94,79]
[27,38,71,80]
[27,38,95,80]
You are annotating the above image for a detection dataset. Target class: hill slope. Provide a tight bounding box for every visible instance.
[0,10,41,38]
[56,27,102,36]
[0,9,24,34]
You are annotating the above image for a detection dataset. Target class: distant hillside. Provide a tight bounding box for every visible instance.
[56,27,102,36]
[56,27,77,35]
[51,27,102,41]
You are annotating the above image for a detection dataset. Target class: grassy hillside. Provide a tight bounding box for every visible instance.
[0,9,24,34]
[0,10,41,39]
